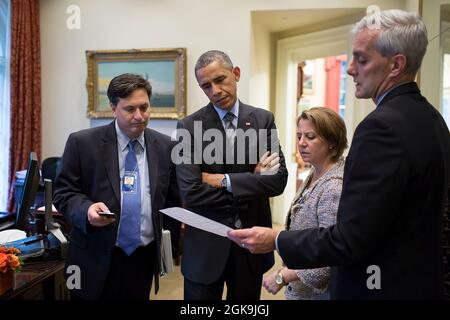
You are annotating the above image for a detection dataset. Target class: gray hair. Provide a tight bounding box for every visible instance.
[195,50,234,75]
[353,9,428,75]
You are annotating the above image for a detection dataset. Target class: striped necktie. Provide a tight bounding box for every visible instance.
[224,112,236,147]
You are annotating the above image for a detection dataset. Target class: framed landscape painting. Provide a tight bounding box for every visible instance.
[86,48,186,119]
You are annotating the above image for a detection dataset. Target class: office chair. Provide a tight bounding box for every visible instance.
[41,157,61,183]
[39,157,71,235]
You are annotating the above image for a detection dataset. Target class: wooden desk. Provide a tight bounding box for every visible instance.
[0,259,69,300]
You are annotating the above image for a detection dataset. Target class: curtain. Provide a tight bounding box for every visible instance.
[7,0,41,212]
[0,0,10,211]
[324,57,342,114]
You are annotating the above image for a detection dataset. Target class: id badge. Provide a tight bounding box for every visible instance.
[122,171,138,193]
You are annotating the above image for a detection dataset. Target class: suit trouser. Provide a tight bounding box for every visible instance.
[100,241,156,300]
[184,242,262,300]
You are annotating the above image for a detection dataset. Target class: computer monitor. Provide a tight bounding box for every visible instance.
[15,152,40,229]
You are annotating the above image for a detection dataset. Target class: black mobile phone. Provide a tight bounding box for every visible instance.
[98,211,116,218]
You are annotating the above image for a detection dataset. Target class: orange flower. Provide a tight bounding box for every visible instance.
[0,253,8,273]
[0,246,19,255]
[8,254,21,270]
[0,247,23,273]
[8,247,20,255]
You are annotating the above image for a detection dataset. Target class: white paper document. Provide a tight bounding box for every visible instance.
[160,207,233,237]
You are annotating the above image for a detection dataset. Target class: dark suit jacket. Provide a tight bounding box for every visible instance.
[176,102,288,284]
[278,82,450,299]
[53,122,180,299]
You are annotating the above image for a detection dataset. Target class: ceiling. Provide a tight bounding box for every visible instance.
[252,8,365,33]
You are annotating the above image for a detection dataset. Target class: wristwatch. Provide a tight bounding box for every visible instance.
[220,175,227,189]
[275,269,285,286]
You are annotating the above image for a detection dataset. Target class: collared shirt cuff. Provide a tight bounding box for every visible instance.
[225,174,232,193]
[275,230,282,254]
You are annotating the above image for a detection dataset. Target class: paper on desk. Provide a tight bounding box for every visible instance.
[160,207,233,237]
[37,204,58,212]
[0,229,27,245]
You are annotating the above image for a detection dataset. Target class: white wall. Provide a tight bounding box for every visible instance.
[421,0,450,110]
[405,0,419,13]
[250,15,271,110]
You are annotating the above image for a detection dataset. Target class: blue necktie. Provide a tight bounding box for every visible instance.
[117,140,141,255]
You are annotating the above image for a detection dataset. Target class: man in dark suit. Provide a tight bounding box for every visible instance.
[228,10,450,299]
[175,50,288,300]
[54,73,179,300]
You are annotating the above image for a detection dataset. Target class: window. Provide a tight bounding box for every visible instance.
[0,0,11,211]
[339,60,347,118]
[443,54,450,129]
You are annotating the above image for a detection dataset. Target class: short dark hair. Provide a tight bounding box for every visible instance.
[298,107,348,162]
[195,50,234,75]
[107,73,152,106]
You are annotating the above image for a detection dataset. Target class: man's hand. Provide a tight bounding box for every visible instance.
[202,172,225,189]
[254,151,280,175]
[87,202,116,227]
[227,226,279,254]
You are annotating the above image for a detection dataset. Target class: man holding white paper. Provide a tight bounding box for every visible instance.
[175,50,288,300]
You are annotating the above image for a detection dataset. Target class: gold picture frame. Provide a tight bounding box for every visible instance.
[86,48,186,119]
